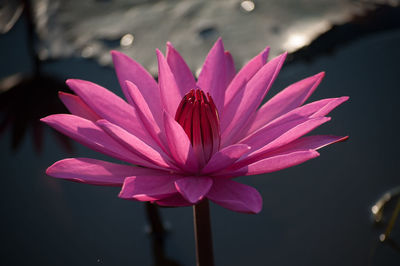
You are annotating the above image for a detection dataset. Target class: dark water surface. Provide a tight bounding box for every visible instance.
[1,13,400,266]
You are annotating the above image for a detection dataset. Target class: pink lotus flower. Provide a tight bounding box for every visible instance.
[42,38,348,214]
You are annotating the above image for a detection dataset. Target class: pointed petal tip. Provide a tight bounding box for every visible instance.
[280,51,288,60]
[310,71,325,82]
[45,164,54,176]
[214,37,224,49]
[312,116,331,123]
[65,78,86,89]
[310,72,325,87]
[248,204,262,214]
[166,42,176,57]
[330,135,349,145]
[44,159,68,177]
[332,96,350,107]
[110,50,135,68]
[266,51,287,69]
[110,50,130,67]
[318,116,332,125]
[118,192,140,201]
[45,162,69,180]
[118,191,131,200]
[156,48,166,61]
[118,184,128,199]
[110,50,125,58]
[174,182,201,204]
[118,176,134,199]
[44,159,71,178]
[340,96,350,102]
[175,177,213,204]
[189,198,202,204]
[124,79,136,89]
[310,149,320,158]
[65,79,74,86]
[261,46,270,62]
[275,51,288,65]
[39,115,54,123]
[58,91,76,101]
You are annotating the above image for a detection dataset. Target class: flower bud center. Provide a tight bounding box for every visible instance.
[175,89,221,166]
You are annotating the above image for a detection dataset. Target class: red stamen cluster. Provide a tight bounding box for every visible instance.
[175,89,221,166]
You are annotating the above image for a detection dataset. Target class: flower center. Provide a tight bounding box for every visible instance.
[175,89,221,166]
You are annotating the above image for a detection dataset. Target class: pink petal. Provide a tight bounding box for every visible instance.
[46,158,162,186]
[222,136,348,175]
[156,193,191,207]
[124,81,166,148]
[221,52,287,147]
[270,135,349,154]
[197,38,227,112]
[279,97,347,120]
[41,114,156,167]
[223,46,269,109]
[119,175,180,201]
[310,96,349,117]
[243,150,320,176]
[58,92,101,122]
[96,119,176,170]
[245,117,331,162]
[240,96,347,149]
[206,179,262,214]
[175,177,213,204]
[166,42,196,95]
[225,51,236,88]
[111,50,162,117]
[202,144,250,174]
[240,116,310,151]
[247,97,347,137]
[157,49,183,116]
[66,79,155,146]
[163,111,198,172]
[248,72,325,134]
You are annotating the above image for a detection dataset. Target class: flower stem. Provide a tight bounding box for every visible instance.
[193,199,214,266]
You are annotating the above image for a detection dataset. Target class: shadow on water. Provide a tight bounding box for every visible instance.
[0,73,72,152]
[0,0,72,153]
[145,203,182,266]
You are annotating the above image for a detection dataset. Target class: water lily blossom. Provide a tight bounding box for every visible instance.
[42,38,348,214]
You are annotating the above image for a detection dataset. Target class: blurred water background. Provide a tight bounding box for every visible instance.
[1,0,400,265]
